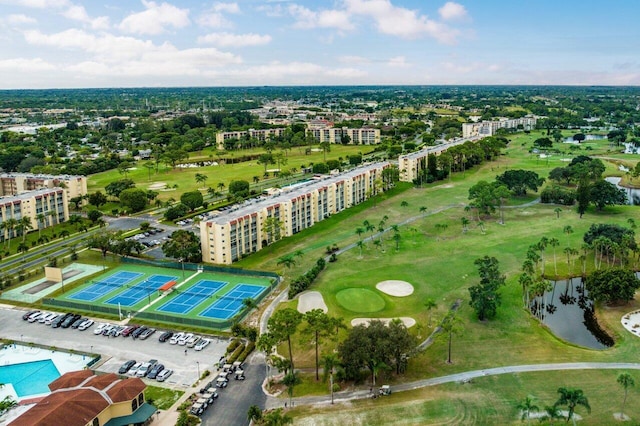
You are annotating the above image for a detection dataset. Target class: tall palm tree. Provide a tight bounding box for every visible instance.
[355,227,364,241]
[322,353,340,405]
[549,237,560,277]
[356,240,365,258]
[554,387,590,426]
[554,207,563,218]
[516,395,539,426]
[4,218,18,250]
[195,173,208,188]
[419,206,428,217]
[35,213,46,238]
[440,311,462,364]
[246,405,262,424]
[617,372,635,420]
[424,298,437,327]
[276,255,296,278]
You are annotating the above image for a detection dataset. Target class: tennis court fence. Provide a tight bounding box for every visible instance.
[134,311,237,329]
[43,298,121,316]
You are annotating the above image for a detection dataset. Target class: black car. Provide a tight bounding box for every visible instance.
[61,314,81,328]
[147,363,164,380]
[132,326,148,339]
[51,313,72,328]
[139,328,156,340]
[158,331,173,343]
[118,360,137,374]
[71,317,85,329]
[22,310,40,320]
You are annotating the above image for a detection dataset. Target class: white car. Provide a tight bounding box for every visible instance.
[28,312,45,323]
[186,335,201,348]
[178,333,193,346]
[93,323,108,335]
[156,369,173,382]
[169,332,184,345]
[38,312,54,324]
[45,314,60,326]
[127,362,142,376]
[194,338,210,351]
[78,319,94,331]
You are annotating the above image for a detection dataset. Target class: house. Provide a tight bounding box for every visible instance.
[9,370,155,426]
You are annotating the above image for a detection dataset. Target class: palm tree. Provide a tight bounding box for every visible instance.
[400,200,409,208]
[36,213,46,238]
[461,217,470,233]
[17,216,32,243]
[247,405,263,424]
[440,311,462,364]
[392,232,401,251]
[563,225,574,236]
[282,372,300,409]
[541,405,562,425]
[617,372,635,420]
[276,255,296,278]
[516,395,539,426]
[217,182,225,192]
[477,220,486,234]
[554,207,563,218]
[419,206,428,217]
[356,240,365,258]
[322,353,340,404]
[262,408,293,426]
[424,298,437,327]
[549,237,560,277]
[195,173,208,188]
[355,227,364,241]
[554,387,590,426]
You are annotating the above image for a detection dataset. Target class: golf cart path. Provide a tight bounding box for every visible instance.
[265,362,640,409]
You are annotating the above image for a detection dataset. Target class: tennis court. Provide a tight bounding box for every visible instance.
[105,274,178,307]
[199,284,267,320]
[156,280,227,315]
[68,271,143,302]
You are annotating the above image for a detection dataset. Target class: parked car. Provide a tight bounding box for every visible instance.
[121,325,139,337]
[147,363,164,380]
[127,362,142,376]
[37,312,54,324]
[194,338,210,351]
[169,332,184,345]
[61,314,81,328]
[110,325,125,337]
[131,326,148,339]
[45,314,60,326]
[78,319,94,331]
[138,328,156,340]
[52,313,72,328]
[136,359,158,378]
[158,331,173,342]
[186,335,201,348]
[118,360,137,374]
[93,323,108,335]
[178,333,193,346]
[101,324,116,336]
[70,317,85,329]
[23,310,40,320]
[156,369,173,382]
[28,312,45,323]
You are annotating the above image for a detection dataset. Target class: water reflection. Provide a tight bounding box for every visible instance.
[605,177,640,205]
[530,277,613,349]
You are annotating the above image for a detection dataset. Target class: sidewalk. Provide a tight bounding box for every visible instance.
[154,383,198,425]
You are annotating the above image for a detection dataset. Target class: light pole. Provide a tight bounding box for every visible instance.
[90,345,93,354]
[196,361,200,380]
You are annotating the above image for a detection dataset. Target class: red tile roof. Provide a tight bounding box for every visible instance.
[48,370,93,391]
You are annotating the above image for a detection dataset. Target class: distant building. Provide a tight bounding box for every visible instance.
[462,117,537,138]
[306,124,380,145]
[201,162,390,264]
[0,188,69,241]
[0,173,87,202]
[398,138,480,182]
[9,370,154,426]
[215,128,287,150]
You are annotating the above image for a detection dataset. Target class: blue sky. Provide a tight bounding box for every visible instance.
[0,0,638,89]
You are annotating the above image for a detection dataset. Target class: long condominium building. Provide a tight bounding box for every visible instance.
[215,128,287,150]
[0,187,69,242]
[306,126,380,145]
[398,137,479,182]
[201,162,391,264]
[0,173,87,201]
[462,116,537,138]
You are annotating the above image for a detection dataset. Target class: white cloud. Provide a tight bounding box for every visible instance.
[0,57,55,71]
[212,2,239,14]
[226,61,366,82]
[198,32,271,47]
[438,2,468,21]
[387,55,408,67]
[338,55,371,65]
[344,0,460,43]
[0,0,69,8]
[119,0,190,35]
[62,5,110,30]
[6,14,36,25]
[256,4,285,17]
[288,4,354,31]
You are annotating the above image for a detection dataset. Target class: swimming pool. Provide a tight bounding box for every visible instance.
[0,360,60,397]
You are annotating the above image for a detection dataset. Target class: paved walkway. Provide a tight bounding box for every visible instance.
[265,362,640,409]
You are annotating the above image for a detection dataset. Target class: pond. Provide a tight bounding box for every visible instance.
[605,177,640,205]
[530,277,613,350]
[563,134,607,143]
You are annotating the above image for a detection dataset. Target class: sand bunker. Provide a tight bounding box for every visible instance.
[621,310,640,337]
[297,291,328,313]
[376,280,414,297]
[148,182,167,190]
[351,317,416,328]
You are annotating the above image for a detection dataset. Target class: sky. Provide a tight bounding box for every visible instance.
[0,0,639,89]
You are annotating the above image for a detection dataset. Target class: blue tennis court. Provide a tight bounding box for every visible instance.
[105,274,178,307]
[68,271,143,302]
[157,280,227,314]
[199,284,267,320]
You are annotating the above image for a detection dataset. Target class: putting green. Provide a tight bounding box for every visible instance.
[335,288,386,313]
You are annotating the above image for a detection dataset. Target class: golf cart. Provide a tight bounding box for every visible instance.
[234,369,245,380]
[216,372,229,388]
[222,363,232,372]
[232,361,243,371]
[202,390,218,404]
[189,402,205,416]
[379,385,391,396]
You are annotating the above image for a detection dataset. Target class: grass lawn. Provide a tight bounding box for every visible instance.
[87,145,371,203]
[227,131,640,422]
[144,385,184,410]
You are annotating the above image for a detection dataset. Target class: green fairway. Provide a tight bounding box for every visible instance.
[335,288,386,313]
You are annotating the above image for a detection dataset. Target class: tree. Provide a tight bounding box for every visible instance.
[164,203,189,221]
[161,230,202,263]
[276,254,296,277]
[387,319,417,374]
[302,309,333,381]
[573,133,586,143]
[554,387,590,426]
[468,256,506,320]
[281,372,300,408]
[584,269,640,304]
[2,218,17,250]
[576,178,590,218]
[440,310,462,364]
[554,207,562,219]
[264,308,303,372]
[261,408,292,426]
[195,173,208,188]
[319,141,331,162]
[17,216,32,243]
[35,212,45,238]
[589,179,627,211]
[229,180,250,195]
[516,395,539,426]
[495,169,545,196]
[87,209,103,224]
[424,298,437,327]
[322,353,340,404]
[104,179,135,199]
[88,191,108,208]
[617,372,635,420]
[0,395,17,415]
[247,405,263,424]
[87,231,119,258]
[180,191,204,212]
[533,137,553,148]
[162,147,188,169]
[119,188,148,212]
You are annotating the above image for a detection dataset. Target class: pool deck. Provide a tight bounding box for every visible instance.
[0,344,94,402]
